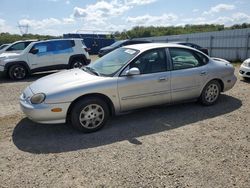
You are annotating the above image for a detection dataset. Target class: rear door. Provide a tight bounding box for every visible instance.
[117,48,171,111]
[168,48,209,102]
[52,40,75,65]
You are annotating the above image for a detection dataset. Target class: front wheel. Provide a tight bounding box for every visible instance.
[8,64,27,80]
[200,80,221,106]
[70,97,109,133]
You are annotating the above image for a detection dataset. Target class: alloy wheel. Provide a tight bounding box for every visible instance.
[205,83,219,103]
[79,104,105,129]
[13,66,26,79]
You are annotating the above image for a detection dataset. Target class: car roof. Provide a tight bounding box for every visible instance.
[44,38,83,41]
[12,39,38,43]
[124,43,194,51]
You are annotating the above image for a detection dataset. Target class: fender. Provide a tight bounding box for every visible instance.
[4,61,31,74]
[68,54,91,67]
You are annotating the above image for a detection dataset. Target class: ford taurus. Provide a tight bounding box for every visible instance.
[20,43,237,133]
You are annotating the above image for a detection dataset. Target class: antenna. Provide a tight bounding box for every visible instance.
[18,24,29,35]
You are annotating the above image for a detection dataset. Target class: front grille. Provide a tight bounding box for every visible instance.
[246,72,250,76]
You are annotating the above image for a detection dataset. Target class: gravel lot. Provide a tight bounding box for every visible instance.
[0,62,249,187]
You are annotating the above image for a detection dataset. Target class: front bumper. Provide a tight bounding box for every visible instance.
[239,65,250,78]
[20,95,71,124]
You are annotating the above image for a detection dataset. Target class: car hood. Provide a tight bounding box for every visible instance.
[29,69,104,94]
[0,52,21,59]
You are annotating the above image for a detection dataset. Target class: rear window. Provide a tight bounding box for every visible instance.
[53,40,74,50]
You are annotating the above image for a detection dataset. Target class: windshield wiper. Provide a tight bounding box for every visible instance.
[83,66,100,76]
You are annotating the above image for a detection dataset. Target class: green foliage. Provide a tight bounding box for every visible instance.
[1,23,250,44]
[116,23,250,39]
[0,33,60,45]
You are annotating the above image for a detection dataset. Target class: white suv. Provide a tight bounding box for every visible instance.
[0,39,90,80]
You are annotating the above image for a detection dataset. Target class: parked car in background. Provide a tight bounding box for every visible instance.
[172,42,209,55]
[0,40,37,54]
[98,39,151,57]
[0,43,11,51]
[239,58,250,79]
[0,38,90,80]
[20,43,236,133]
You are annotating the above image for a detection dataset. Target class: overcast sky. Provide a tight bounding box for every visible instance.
[0,0,250,36]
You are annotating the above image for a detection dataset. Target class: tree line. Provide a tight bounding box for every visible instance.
[1,23,250,45]
[117,23,250,39]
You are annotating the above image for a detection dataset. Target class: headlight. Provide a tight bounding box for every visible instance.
[243,61,250,67]
[30,93,46,104]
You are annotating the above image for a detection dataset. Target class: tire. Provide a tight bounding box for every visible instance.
[199,80,221,106]
[8,64,27,80]
[70,58,86,69]
[70,97,109,133]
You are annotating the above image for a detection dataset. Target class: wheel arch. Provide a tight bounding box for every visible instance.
[5,61,31,74]
[201,78,224,95]
[66,93,115,122]
[68,54,88,67]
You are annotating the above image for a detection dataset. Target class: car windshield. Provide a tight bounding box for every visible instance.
[110,40,127,47]
[86,48,139,77]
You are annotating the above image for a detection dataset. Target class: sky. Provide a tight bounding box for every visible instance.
[0,0,250,36]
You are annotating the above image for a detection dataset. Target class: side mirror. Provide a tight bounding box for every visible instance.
[125,67,140,76]
[30,48,39,54]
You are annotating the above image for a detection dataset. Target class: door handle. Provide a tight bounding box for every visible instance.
[158,77,168,81]
[200,71,207,76]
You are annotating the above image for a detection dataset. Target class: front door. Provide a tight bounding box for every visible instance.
[117,48,171,112]
[27,42,54,70]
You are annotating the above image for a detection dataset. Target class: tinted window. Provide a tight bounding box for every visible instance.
[169,48,206,70]
[130,40,150,45]
[52,40,73,51]
[129,48,167,74]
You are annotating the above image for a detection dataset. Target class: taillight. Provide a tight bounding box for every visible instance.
[84,48,91,52]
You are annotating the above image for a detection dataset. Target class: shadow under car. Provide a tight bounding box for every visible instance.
[12,94,241,154]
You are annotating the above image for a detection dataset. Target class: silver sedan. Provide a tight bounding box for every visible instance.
[20,43,237,132]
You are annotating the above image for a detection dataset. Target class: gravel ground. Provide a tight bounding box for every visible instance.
[0,63,249,188]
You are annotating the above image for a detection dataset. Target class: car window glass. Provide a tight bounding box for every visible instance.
[53,40,73,51]
[7,42,25,51]
[129,48,167,74]
[195,51,209,64]
[89,48,139,76]
[169,48,203,70]
[33,42,51,53]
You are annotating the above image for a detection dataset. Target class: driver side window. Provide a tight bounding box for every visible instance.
[129,48,167,74]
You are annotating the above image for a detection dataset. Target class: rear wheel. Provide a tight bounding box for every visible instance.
[70,97,109,133]
[200,80,221,106]
[8,64,27,80]
[70,59,86,69]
